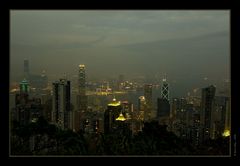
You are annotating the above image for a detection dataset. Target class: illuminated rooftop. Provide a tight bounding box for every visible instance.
[20,79,29,84]
[139,96,145,101]
[79,64,85,68]
[222,129,230,137]
[116,113,126,121]
[108,98,121,106]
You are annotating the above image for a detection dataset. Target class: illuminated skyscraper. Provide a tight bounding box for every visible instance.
[20,79,30,94]
[75,64,87,131]
[104,97,122,133]
[200,85,216,141]
[52,79,71,130]
[77,64,87,112]
[161,76,169,101]
[144,84,152,121]
[15,79,29,125]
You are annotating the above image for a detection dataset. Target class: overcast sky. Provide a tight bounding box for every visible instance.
[10,10,230,96]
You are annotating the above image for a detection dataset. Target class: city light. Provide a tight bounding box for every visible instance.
[79,64,85,68]
[10,11,230,156]
[116,113,126,121]
[222,129,230,137]
[108,101,121,106]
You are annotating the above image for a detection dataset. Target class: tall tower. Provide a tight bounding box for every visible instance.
[161,75,169,101]
[77,64,87,112]
[144,84,153,121]
[23,59,30,80]
[138,96,146,112]
[52,79,71,130]
[19,79,30,94]
[104,97,122,133]
[15,79,29,125]
[200,85,216,141]
[157,98,170,118]
[223,98,230,137]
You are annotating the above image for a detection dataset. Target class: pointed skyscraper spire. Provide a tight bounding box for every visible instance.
[161,74,169,101]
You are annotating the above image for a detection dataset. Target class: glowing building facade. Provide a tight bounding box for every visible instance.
[20,79,30,94]
[77,64,87,112]
[161,77,169,101]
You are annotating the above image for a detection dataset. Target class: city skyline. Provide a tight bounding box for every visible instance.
[10,10,230,98]
[9,10,231,156]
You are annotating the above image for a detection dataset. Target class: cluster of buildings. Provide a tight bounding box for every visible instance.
[10,60,231,150]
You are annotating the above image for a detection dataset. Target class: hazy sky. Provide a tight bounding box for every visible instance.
[10,10,230,96]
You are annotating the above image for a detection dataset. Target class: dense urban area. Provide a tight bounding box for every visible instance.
[9,61,230,156]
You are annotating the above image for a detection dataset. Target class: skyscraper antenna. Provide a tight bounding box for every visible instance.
[163,73,167,82]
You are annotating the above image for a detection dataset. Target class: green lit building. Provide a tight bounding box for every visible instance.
[20,79,29,94]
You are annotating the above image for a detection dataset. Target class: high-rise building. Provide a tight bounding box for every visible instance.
[20,79,30,94]
[75,64,87,132]
[223,98,230,136]
[191,112,200,146]
[138,96,146,120]
[157,98,170,125]
[121,100,133,120]
[161,76,169,101]
[77,64,87,112]
[52,79,71,130]
[214,96,230,138]
[14,79,30,125]
[104,98,122,133]
[144,84,153,121]
[22,60,48,92]
[200,85,216,141]
[15,79,43,125]
[171,98,179,121]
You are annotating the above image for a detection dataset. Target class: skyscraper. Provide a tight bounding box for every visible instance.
[200,85,216,141]
[104,97,122,133]
[138,96,146,120]
[19,79,30,94]
[157,98,170,125]
[144,84,153,121]
[77,64,87,112]
[75,64,87,131]
[52,79,71,130]
[161,76,169,101]
[15,79,29,125]
[223,98,230,136]
[171,98,179,121]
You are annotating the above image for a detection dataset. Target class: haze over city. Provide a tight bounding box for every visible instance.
[10,10,230,97]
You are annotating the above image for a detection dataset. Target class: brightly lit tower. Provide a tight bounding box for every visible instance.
[19,78,30,94]
[161,75,169,101]
[77,64,87,112]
